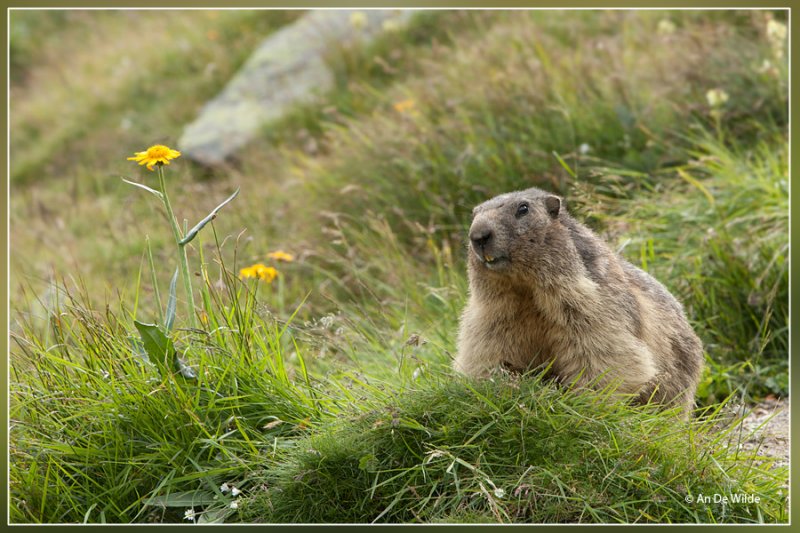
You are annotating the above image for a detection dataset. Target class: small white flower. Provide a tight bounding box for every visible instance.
[767,19,787,58]
[183,508,196,521]
[412,367,423,380]
[320,314,335,328]
[579,143,591,155]
[706,88,729,108]
[767,19,787,45]
[657,19,676,35]
[230,501,239,510]
[494,488,506,499]
[382,19,401,33]
[220,482,230,493]
[350,11,367,30]
[231,487,241,497]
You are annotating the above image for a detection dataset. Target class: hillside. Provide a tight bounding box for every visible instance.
[8,9,789,524]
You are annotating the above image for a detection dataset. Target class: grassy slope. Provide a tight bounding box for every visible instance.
[242,374,787,523]
[251,9,788,400]
[9,9,789,524]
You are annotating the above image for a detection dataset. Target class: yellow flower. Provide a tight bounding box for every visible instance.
[239,263,278,283]
[267,250,295,262]
[255,265,278,283]
[127,144,182,171]
[393,99,415,113]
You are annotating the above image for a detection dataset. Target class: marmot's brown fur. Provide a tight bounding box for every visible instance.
[454,187,704,412]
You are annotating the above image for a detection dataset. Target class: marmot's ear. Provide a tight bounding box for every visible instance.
[544,195,561,218]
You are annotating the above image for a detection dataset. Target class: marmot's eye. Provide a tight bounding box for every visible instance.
[515,203,529,218]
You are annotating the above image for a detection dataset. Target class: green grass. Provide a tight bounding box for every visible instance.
[242,374,787,523]
[288,9,786,249]
[9,8,789,524]
[10,266,327,523]
[9,265,788,524]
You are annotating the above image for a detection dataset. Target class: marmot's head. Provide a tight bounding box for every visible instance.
[467,188,573,286]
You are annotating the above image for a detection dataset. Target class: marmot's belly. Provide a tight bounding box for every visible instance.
[497,314,657,389]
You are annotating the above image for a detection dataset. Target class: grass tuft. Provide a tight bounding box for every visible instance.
[242,373,787,523]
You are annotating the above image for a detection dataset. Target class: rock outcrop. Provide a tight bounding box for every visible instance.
[179,9,414,166]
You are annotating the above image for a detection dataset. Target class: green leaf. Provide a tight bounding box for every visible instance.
[121,177,163,199]
[164,267,179,332]
[198,507,235,524]
[147,490,219,507]
[134,321,198,380]
[133,320,175,377]
[397,417,429,432]
[179,188,240,246]
[129,338,151,366]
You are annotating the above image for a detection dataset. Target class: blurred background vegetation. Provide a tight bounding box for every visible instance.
[9,9,788,524]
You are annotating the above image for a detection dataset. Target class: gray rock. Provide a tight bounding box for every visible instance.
[179,9,415,166]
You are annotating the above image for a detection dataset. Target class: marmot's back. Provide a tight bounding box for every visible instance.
[455,187,704,412]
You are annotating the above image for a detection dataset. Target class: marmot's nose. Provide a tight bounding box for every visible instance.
[469,224,493,249]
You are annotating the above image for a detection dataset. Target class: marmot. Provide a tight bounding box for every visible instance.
[454,187,704,412]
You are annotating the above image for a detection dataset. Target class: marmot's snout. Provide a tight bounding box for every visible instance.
[469,215,509,269]
[469,219,492,251]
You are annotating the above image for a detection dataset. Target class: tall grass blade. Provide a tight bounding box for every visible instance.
[552,151,577,179]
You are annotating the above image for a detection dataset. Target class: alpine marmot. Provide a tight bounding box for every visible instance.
[454,187,704,411]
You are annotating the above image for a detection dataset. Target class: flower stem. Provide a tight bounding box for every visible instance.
[157,165,198,329]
